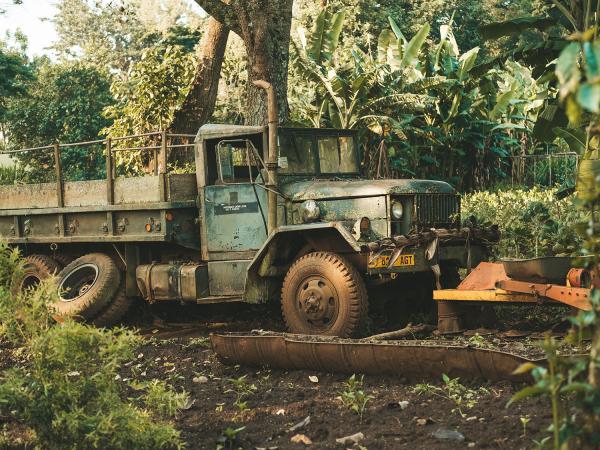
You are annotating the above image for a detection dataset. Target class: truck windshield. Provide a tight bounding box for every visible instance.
[278,131,359,175]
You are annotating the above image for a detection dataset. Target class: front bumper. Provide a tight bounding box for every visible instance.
[363,227,499,275]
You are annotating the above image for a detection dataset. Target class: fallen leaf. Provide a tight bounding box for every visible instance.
[275,409,285,415]
[308,375,318,383]
[291,434,312,445]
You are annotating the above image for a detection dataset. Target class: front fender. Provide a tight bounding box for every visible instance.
[244,222,361,303]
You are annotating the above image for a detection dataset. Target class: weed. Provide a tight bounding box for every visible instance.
[225,375,257,411]
[508,335,593,450]
[520,416,530,436]
[337,374,374,423]
[184,337,211,349]
[0,245,185,449]
[137,379,190,418]
[216,426,245,450]
[413,374,488,417]
[467,333,487,348]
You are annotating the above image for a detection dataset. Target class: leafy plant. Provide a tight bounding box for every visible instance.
[462,187,585,258]
[0,246,185,449]
[137,379,189,419]
[216,426,246,450]
[413,374,488,417]
[337,374,374,422]
[225,375,257,412]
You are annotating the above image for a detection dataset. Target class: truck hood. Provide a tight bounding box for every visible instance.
[280,179,455,201]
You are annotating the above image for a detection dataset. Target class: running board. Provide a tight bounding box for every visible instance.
[210,332,541,382]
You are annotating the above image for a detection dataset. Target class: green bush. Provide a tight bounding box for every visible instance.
[0,244,186,449]
[462,187,585,258]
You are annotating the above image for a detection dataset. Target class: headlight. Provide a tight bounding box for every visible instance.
[300,200,320,222]
[391,202,404,219]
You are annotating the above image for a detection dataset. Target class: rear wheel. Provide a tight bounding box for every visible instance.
[52,253,76,268]
[92,285,134,327]
[13,254,61,293]
[281,252,368,337]
[55,253,120,320]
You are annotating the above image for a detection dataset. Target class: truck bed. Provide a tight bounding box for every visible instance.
[0,174,200,249]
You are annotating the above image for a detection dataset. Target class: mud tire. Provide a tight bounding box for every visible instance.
[55,253,120,320]
[92,285,133,327]
[13,254,61,293]
[52,253,76,268]
[281,251,368,338]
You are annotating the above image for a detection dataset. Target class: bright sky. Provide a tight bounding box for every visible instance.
[0,0,205,58]
[0,0,59,57]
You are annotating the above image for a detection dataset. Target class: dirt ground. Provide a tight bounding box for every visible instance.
[127,303,556,450]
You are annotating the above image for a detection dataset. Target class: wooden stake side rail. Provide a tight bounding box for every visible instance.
[0,132,197,210]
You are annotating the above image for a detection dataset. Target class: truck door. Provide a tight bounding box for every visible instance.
[204,140,268,258]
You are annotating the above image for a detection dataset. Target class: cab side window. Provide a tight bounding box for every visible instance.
[216,142,260,184]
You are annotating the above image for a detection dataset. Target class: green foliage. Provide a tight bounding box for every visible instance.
[3,61,114,182]
[462,187,585,258]
[504,27,600,450]
[52,0,202,75]
[137,379,190,419]
[216,426,246,450]
[336,374,373,422]
[0,164,25,186]
[103,45,195,173]
[225,375,257,412]
[0,245,185,449]
[509,335,599,449]
[413,374,488,417]
[290,8,557,190]
[0,46,31,122]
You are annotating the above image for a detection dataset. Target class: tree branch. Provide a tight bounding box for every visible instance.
[194,0,240,33]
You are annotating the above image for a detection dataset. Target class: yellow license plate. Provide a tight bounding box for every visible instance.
[368,254,415,269]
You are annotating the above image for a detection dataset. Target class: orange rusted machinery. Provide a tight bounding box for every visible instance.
[434,257,596,333]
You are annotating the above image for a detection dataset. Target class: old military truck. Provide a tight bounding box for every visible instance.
[0,84,496,335]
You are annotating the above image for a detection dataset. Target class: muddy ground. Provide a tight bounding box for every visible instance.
[125,302,558,450]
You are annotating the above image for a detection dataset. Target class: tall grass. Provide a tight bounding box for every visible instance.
[0,243,186,449]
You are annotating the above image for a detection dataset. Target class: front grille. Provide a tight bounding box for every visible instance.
[414,194,460,229]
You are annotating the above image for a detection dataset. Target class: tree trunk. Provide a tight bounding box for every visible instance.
[233,1,292,125]
[168,17,229,134]
[194,0,293,126]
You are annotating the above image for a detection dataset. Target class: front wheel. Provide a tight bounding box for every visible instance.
[281,252,368,337]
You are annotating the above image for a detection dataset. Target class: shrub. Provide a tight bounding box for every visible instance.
[462,187,585,258]
[0,243,186,449]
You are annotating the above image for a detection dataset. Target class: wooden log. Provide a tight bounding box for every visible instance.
[364,323,436,340]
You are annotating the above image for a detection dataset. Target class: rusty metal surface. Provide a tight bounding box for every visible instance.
[496,279,591,310]
[458,262,508,290]
[210,332,539,382]
[502,256,572,284]
[279,179,455,201]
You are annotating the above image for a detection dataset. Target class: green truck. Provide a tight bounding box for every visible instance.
[0,83,496,335]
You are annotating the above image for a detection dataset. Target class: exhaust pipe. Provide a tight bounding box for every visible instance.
[253,80,278,235]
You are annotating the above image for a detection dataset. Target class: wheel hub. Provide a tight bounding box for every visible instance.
[297,277,338,329]
[58,263,99,303]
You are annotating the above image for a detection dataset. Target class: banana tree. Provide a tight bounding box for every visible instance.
[292,10,429,130]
